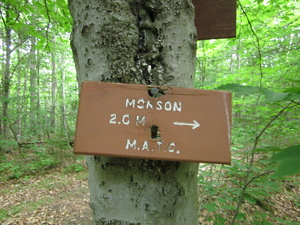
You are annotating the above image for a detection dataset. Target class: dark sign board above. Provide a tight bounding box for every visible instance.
[74,82,232,164]
[193,0,236,40]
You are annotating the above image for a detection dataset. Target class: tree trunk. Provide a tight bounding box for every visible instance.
[59,67,68,139]
[1,8,12,139]
[29,37,37,135]
[69,1,198,224]
[50,41,57,134]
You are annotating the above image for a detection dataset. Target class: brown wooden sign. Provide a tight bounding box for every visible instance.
[74,81,231,164]
[193,0,236,40]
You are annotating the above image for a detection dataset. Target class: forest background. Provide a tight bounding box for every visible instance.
[0,0,299,224]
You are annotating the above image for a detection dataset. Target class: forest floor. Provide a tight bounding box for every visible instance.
[0,168,93,225]
[0,165,299,224]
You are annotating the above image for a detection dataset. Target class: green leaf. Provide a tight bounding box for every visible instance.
[285,93,300,101]
[272,159,300,177]
[236,213,245,220]
[255,0,263,3]
[262,89,289,103]
[216,84,300,102]
[202,203,218,212]
[286,79,300,84]
[220,204,236,210]
[271,145,300,161]
[255,146,281,152]
[271,145,300,177]
[216,83,259,97]
[284,87,300,94]
[217,197,227,203]
[244,193,257,204]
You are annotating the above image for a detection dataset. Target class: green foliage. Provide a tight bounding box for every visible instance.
[0,0,299,224]
[0,140,17,153]
[0,209,7,220]
[217,83,260,97]
[196,0,300,223]
[0,146,76,180]
[202,203,218,213]
[0,152,57,180]
[217,83,300,103]
[271,145,300,177]
[0,0,77,149]
[64,163,85,173]
[0,0,84,183]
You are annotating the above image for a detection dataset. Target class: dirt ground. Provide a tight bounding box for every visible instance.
[1,169,299,224]
[0,170,93,225]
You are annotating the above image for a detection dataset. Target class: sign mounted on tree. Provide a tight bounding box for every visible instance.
[74,81,231,164]
[193,0,236,40]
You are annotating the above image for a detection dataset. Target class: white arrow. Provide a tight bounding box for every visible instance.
[173,120,200,130]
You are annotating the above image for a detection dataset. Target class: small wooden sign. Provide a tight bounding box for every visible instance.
[74,81,231,164]
[193,0,236,40]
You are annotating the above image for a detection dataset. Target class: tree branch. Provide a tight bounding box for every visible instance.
[237,0,264,86]
[230,101,297,225]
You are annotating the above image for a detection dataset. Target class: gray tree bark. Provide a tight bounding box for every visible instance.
[69,0,198,224]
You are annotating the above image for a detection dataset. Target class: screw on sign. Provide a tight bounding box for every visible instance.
[74,81,232,164]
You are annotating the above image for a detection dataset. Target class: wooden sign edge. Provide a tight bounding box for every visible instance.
[193,0,237,40]
[74,149,231,165]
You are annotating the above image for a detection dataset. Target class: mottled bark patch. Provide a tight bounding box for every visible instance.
[70,0,196,86]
